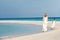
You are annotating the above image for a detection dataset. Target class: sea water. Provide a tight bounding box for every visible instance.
[0,17,60,21]
[0,23,42,37]
[0,17,60,37]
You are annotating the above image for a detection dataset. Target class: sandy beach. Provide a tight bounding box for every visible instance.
[0,20,60,40]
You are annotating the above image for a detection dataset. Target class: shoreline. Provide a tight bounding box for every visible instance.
[0,20,60,40]
[0,20,43,39]
[0,31,42,39]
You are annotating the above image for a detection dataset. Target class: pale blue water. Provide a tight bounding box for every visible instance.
[0,23,42,37]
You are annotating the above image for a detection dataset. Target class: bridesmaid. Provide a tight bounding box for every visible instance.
[51,18,56,29]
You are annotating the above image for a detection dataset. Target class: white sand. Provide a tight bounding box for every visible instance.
[0,20,60,40]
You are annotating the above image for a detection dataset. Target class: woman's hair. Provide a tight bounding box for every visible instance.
[53,18,56,20]
[43,13,48,17]
[52,18,56,23]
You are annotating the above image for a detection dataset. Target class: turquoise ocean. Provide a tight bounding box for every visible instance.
[0,17,60,37]
[0,17,60,21]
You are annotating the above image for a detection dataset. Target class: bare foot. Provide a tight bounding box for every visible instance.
[51,27,55,30]
[42,31,47,32]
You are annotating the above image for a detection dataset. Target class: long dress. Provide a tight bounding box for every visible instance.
[51,20,56,28]
[42,17,48,32]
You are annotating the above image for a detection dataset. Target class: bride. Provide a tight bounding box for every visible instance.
[42,13,48,32]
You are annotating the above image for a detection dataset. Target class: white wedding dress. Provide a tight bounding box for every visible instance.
[42,17,48,32]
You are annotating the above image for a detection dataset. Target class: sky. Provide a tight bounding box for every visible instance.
[0,0,60,18]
